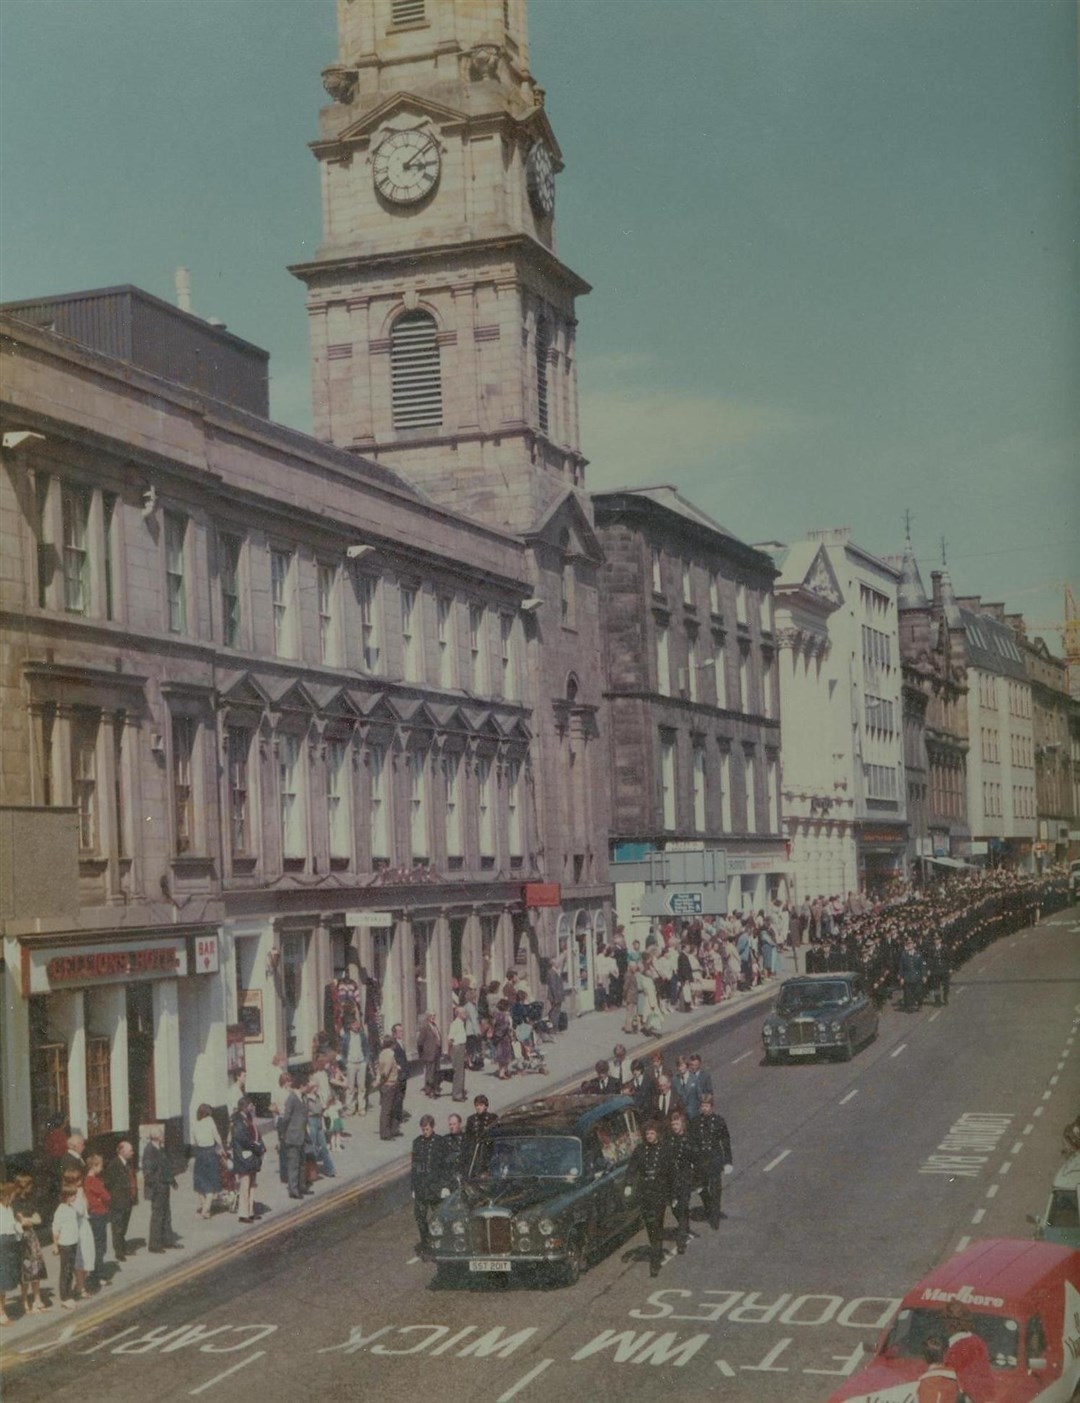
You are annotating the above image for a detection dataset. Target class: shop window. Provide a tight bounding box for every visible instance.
[30,1021,68,1149]
[86,1035,113,1135]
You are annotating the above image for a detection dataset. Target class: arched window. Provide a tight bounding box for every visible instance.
[390,310,442,429]
[535,318,550,435]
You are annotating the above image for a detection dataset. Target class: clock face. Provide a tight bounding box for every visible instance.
[372,130,441,205]
[526,142,555,217]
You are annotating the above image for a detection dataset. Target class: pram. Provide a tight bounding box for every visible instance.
[216,1160,239,1214]
[510,1022,549,1075]
[524,1000,556,1044]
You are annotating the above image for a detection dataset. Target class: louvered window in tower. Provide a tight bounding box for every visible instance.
[536,320,550,434]
[391,311,442,429]
[391,0,426,25]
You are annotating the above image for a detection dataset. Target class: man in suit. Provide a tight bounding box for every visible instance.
[142,1128,181,1252]
[649,1074,685,1124]
[580,1059,621,1095]
[627,1059,651,1114]
[686,1053,714,1116]
[103,1140,138,1260]
[417,1011,443,1099]
[411,1114,448,1257]
[278,1073,311,1197]
[391,1022,410,1124]
[691,1093,733,1229]
[610,1044,631,1089]
[60,1132,87,1180]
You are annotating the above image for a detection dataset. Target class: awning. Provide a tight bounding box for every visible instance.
[925,855,973,869]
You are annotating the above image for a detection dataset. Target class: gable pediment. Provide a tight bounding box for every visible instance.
[270,678,321,716]
[526,490,604,565]
[802,546,843,609]
[218,672,271,711]
[334,93,467,149]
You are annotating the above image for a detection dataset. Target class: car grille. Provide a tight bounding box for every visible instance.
[790,1021,817,1047]
[472,1215,513,1254]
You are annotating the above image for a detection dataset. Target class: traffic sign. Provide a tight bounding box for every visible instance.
[668,890,703,916]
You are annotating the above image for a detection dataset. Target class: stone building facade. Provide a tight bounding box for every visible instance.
[0,304,555,1159]
[1012,626,1073,868]
[594,488,787,934]
[290,0,612,1006]
[893,549,970,870]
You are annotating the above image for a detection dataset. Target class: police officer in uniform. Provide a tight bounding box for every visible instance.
[629,1121,673,1277]
[443,1112,467,1191]
[691,1092,733,1229]
[464,1094,498,1138]
[410,1114,447,1257]
[925,936,951,1006]
[667,1112,698,1254]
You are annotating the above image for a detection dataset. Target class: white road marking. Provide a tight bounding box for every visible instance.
[731,1051,753,1064]
[999,1161,1011,1175]
[840,1090,859,1105]
[1023,1124,1034,1135]
[928,1010,942,1023]
[1051,1075,1059,1086]
[972,1208,986,1224]
[890,1044,907,1059]
[986,1184,999,1199]
[1059,1062,1067,1070]
[496,1360,554,1402]
[1011,1142,1023,1156]
[716,1360,737,1376]
[78,1327,139,1354]
[1035,1106,1045,1117]
[1042,1091,1053,1101]
[956,1236,971,1252]
[189,1351,265,1395]
[764,1150,791,1173]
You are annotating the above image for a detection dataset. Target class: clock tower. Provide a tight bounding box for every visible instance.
[291,0,590,537]
[292,0,611,1007]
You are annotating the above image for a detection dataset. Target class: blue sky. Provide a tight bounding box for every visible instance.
[1,0,1076,638]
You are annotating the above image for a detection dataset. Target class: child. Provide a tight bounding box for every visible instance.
[12,1174,48,1315]
[0,1182,24,1324]
[51,1186,81,1309]
[326,1082,346,1153]
[83,1155,111,1289]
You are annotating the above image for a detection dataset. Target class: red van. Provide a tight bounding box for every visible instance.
[828,1239,1080,1403]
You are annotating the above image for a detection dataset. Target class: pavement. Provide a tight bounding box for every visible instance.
[0,952,796,1350]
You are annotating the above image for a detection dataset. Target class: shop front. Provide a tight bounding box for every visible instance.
[724,852,794,914]
[856,822,910,892]
[4,926,228,1161]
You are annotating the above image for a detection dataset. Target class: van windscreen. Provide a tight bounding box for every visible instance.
[883,1309,1019,1369]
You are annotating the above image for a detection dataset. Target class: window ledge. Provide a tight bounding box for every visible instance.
[231,855,259,875]
[329,856,351,872]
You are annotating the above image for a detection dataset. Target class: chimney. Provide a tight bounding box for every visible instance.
[175,267,192,314]
[931,570,943,608]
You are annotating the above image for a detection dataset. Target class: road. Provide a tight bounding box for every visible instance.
[6,909,1078,1403]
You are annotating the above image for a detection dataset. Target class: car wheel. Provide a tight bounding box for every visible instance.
[560,1232,586,1287]
[433,1263,465,1289]
[836,1033,854,1063]
[764,1049,783,1065]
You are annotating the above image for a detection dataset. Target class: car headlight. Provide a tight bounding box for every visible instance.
[763,1025,775,1041]
[429,1220,444,1238]
[514,1219,530,1234]
[829,1021,841,1033]
[538,1218,555,1236]
[816,1022,827,1036]
[451,1220,466,1236]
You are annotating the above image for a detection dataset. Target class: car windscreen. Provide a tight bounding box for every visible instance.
[467,1135,583,1182]
[883,1309,1020,1369]
[776,982,850,1013]
[1047,1188,1080,1228]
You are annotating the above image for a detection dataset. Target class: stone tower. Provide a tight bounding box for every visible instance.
[292,0,611,1005]
[291,0,589,536]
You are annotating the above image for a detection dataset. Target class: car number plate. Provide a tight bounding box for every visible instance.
[788,1045,816,1056]
[469,1258,511,1273]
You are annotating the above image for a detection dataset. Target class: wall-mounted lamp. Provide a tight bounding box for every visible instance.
[347,543,376,561]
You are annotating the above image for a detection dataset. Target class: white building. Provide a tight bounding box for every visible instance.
[766,528,908,898]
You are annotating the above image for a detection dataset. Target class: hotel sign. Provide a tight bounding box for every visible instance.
[27,939,189,994]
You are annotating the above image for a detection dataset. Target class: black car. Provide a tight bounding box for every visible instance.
[761,972,879,1063]
[427,1093,642,1287]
